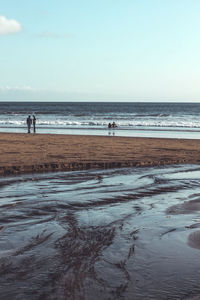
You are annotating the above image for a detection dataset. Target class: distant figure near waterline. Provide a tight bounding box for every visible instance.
[26,115,32,133]
[97,175,103,182]
[33,115,36,133]
[108,122,117,129]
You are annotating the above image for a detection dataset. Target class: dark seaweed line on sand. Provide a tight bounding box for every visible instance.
[0,158,189,176]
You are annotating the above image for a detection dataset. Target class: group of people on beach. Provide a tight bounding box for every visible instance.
[108,122,117,129]
[27,115,36,133]
[27,116,115,133]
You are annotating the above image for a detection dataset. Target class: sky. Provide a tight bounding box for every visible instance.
[1,0,200,102]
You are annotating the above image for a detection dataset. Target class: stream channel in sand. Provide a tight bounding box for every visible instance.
[0,165,200,299]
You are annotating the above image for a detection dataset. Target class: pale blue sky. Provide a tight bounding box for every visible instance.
[1,0,200,101]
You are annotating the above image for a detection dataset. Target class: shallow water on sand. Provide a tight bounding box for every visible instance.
[1,165,200,299]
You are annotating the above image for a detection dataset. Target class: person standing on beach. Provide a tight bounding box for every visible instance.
[26,115,32,133]
[33,115,36,133]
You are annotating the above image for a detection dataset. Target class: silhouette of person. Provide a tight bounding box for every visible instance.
[112,121,117,128]
[33,115,36,133]
[26,115,32,133]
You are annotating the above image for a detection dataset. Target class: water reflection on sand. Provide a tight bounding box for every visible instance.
[1,165,200,299]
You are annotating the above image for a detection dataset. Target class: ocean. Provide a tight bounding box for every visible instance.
[1,101,200,138]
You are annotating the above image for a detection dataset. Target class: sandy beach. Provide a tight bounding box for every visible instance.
[0,132,200,176]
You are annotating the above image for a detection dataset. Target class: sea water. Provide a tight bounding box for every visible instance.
[1,102,200,138]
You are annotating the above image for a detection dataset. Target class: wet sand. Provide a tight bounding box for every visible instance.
[1,165,200,299]
[1,132,200,175]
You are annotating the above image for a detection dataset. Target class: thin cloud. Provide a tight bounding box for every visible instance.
[39,32,60,39]
[38,31,75,39]
[0,15,22,35]
[0,86,35,92]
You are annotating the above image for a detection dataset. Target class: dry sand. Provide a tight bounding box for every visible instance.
[0,132,200,175]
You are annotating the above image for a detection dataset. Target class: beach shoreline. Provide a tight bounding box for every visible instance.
[0,132,200,176]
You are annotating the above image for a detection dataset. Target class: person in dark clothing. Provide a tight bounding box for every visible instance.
[33,115,36,133]
[26,115,32,133]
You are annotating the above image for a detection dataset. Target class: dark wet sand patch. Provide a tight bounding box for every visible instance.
[167,199,200,215]
[188,230,200,250]
[186,223,200,229]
